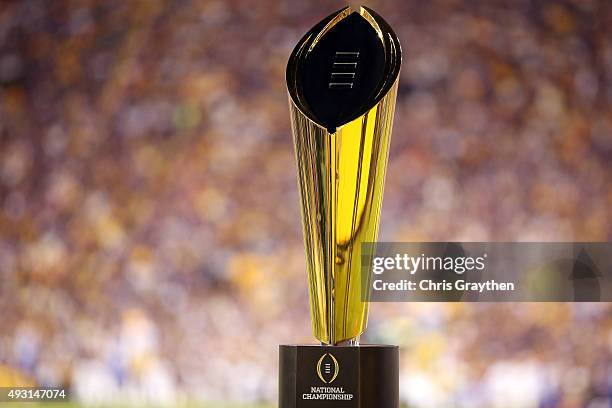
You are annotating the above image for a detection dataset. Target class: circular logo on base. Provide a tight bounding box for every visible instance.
[316,353,339,383]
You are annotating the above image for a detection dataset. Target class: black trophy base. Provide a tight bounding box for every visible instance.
[279,344,399,408]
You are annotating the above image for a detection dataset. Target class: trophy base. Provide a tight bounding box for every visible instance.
[279,344,399,408]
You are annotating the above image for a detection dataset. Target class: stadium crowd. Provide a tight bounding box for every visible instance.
[0,0,611,406]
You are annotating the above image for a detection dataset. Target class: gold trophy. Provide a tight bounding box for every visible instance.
[280,5,401,407]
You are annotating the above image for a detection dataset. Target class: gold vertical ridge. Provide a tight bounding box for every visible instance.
[289,78,398,344]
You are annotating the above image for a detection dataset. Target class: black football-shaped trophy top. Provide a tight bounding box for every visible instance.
[287,6,401,133]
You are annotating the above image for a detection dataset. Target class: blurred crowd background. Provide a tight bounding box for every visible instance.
[0,0,611,407]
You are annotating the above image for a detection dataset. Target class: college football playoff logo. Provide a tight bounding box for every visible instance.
[316,353,339,384]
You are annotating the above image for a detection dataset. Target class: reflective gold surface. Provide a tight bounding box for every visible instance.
[287,6,401,344]
[290,86,398,344]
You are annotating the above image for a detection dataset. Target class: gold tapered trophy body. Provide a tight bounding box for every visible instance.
[287,6,401,345]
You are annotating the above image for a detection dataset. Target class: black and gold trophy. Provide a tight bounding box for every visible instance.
[280,5,401,408]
